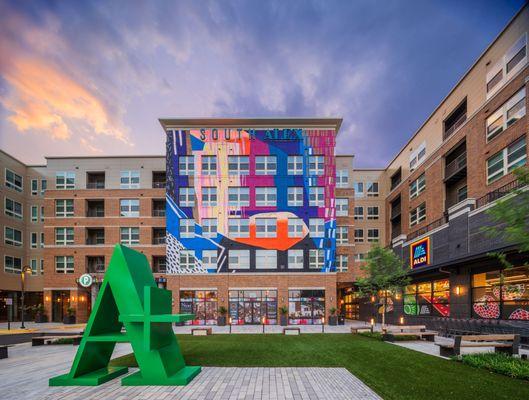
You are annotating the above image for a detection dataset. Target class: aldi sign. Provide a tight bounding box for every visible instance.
[410,237,430,268]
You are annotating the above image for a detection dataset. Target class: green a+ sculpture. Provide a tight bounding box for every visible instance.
[49,244,201,386]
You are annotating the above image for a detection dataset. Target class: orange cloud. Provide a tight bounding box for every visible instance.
[1,55,128,142]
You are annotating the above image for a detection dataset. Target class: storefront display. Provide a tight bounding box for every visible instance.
[404,279,450,317]
[288,289,325,324]
[228,290,277,325]
[179,290,218,325]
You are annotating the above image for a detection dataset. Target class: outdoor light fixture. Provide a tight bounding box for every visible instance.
[45,296,50,302]
[321,316,325,333]
[455,286,461,295]
[370,318,375,333]
[229,317,232,334]
[371,295,375,302]
[399,316,404,324]
[262,316,266,334]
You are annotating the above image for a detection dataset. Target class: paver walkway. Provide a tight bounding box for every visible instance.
[0,342,381,400]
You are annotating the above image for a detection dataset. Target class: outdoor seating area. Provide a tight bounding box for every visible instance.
[435,334,520,357]
[423,317,529,341]
[382,325,437,342]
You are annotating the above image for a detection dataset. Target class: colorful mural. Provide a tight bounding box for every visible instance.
[165,128,336,274]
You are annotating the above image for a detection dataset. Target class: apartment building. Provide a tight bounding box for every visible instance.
[0,150,46,321]
[368,5,529,326]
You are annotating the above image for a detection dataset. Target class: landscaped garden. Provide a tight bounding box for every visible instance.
[111,333,529,400]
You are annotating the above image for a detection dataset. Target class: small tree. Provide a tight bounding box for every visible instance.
[356,244,410,327]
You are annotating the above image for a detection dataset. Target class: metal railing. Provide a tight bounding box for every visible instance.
[445,153,467,180]
[86,182,105,189]
[443,113,467,140]
[407,215,448,241]
[86,209,105,217]
[475,179,522,209]
[152,209,166,217]
[152,181,166,188]
[152,236,166,245]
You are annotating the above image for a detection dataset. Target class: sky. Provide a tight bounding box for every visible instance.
[0,0,525,167]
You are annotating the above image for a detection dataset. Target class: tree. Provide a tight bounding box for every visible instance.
[484,166,529,269]
[355,244,410,327]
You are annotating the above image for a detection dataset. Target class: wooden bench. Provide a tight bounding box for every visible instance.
[191,327,212,336]
[435,334,520,357]
[382,325,438,342]
[32,335,82,346]
[351,327,372,334]
[283,327,300,335]
[0,345,8,359]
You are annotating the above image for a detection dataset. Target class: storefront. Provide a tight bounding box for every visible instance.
[404,279,450,318]
[288,289,325,325]
[51,290,71,322]
[179,290,218,325]
[229,290,277,325]
[340,289,359,320]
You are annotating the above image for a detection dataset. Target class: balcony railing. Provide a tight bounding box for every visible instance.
[390,205,401,220]
[475,179,523,209]
[445,153,467,181]
[152,181,166,188]
[152,209,166,217]
[153,236,166,245]
[86,182,105,189]
[87,209,105,217]
[443,113,467,140]
[407,214,448,241]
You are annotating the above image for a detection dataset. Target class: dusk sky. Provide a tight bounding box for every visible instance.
[0,0,525,167]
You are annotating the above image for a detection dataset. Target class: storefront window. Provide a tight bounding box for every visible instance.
[341,291,359,320]
[472,267,529,320]
[179,290,218,325]
[288,289,325,325]
[404,279,450,317]
[228,290,277,325]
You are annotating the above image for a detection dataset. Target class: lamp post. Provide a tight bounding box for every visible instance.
[262,316,266,334]
[20,265,33,329]
[321,316,325,333]
[229,317,232,334]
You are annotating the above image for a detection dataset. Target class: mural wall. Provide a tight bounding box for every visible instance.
[165,127,336,274]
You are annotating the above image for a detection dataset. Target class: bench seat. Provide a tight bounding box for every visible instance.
[32,335,82,346]
[191,328,212,336]
[283,328,300,335]
[435,334,520,357]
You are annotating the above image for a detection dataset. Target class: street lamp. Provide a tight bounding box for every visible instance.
[229,317,232,334]
[20,265,33,329]
[321,316,325,333]
[262,316,266,334]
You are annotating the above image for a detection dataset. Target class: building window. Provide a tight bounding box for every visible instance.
[5,255,22,274]
[309,218,325,238]
[367,206,379,220]
[56,171,75,189]
[228,250,250,269]
[228,156,249,175]
[41,179,47,195]
[336,198,348,216]
[336,169,349,188]
[354,229,364,243]
[288,218,304,238]
[255,155,277,175]
[256,250,277,269]
[410,173,426,199]
[354,206,363,220]
[228,187,250,207]
[287,155,303,175]
[228,218,249,238]
[336,226,348,244]
[40,206,44,222]
[39,259,44,274]
[55,256,74,274]
[256,218,276,238]
[354,253,365,262]
[55,199,74,217]
[40,232,44,248]
[202,218,217,238]
[30,259,38,275]
[55,227,74,245]
[202,187,217,207]
[202,250,218,271]
[179,219,195,238]
[457,185,468,203]
[309,249,324,269]
[179,155,195,175]
[409,142,426,171]
[5,169,23,192]
[30,232,38,248]
[120,171,139,189]
[367,229,379,243]
[120,227,140,245]
[31,205,38,222]
[229,290,277,325]
[308,155,324,176]
[5,198,23,219]
[179,250,195,270]
[486,34,527,96]
[366,182,379,197]
[309,187,324,207]
[287,187,303,207]
[288,249,304,269]
[179,187,195,207]
[472,266,529,320]
[288,289,325,325]
[410,203,426,227]
[120,199,140,217]
[4,227,22,247]
[486,87,526,141]
[337,255,348,272]
[31,179,38,195]
[256,187,277,207]
[486,137,527,184]
[201,156,217,175]
[353,182,364,198]
[180,290,218,325]
[405,279,450,317]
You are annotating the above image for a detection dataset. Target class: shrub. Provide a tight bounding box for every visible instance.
[460,353,529,381]
[358,331,383,340]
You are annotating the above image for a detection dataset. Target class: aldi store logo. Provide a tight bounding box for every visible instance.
[410,237,430,268]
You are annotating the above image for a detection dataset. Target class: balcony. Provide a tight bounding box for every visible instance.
[152,228,166,245]
[86,172,105,189]
[152,199,166,217]
[408,214,448,241]
[390,168,402,191]
[86,200,104,217]
[390,196,401,220]
[443,99,467,141]
[152,171,166,188]
[87,256,105,273]
[444,152,467,184]
[476,179,523,209]
[443,113,466,140]
[86,228,105,245]
[153,255,167,273]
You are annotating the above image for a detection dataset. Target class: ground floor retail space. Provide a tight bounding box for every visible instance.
[0,290,42,322]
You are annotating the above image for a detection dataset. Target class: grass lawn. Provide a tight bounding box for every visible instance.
[111,334,529,400]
